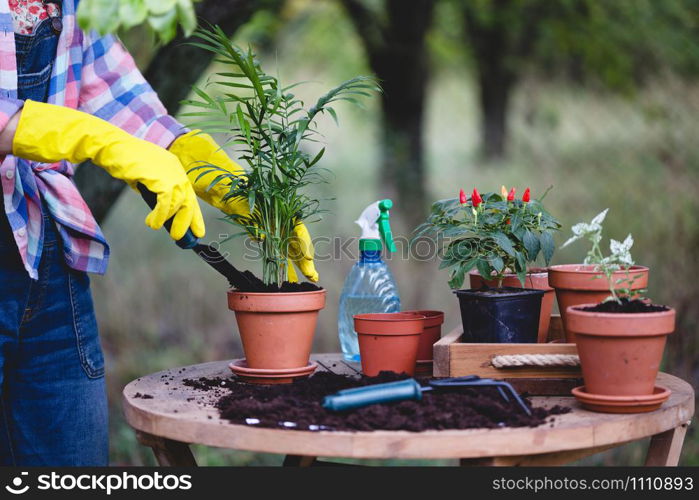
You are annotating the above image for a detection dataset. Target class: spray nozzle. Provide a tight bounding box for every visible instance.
[356,199,396,253]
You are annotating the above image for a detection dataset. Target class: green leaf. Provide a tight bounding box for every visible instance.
[147,8,177,43]
[248,191,255,214]
[326,107,339,126]
[119,0,148,29]
[540,231,555,265]
[489,255,504,272]
[449,264,467,290]
[176,0,197,37]
[476,259,492,281]
[491,232,516,256]
[307,147,325,167]
[146,0,177,15]
[522,230,541,261]
[511,251,525,286]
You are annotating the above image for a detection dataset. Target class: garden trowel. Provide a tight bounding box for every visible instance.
[322,376,532,415]
[137,184,257,291]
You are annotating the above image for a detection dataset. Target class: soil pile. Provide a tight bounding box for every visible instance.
[234,270,321,293]
[581,299,668,313]
[185,372,570,432]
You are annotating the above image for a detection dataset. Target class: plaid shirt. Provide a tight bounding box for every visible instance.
[0,0,184,279]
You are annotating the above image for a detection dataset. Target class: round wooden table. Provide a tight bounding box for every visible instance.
[122,354,695,466]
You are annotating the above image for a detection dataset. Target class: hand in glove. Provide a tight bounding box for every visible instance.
[12,100,205,240]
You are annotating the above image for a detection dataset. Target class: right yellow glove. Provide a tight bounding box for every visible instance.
[12,100,205,240]
[170,130,319,282]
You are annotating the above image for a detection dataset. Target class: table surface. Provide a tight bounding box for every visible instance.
[122,354,695,461]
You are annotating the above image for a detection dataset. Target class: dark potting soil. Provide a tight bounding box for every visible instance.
[467,286,533,296]
[184,372,569,432]
[233,270,322,293]
[581,298,669,314]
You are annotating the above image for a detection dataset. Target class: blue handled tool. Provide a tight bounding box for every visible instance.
[137,183,257,290]
[322,375,532,416]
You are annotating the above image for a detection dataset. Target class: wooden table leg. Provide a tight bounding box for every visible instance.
[644,422,691,466]
[283,455,317,467]
[136,431,197,466]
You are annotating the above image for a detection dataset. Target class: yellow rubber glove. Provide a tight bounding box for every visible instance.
[12,100,205,240]
[169,130,319,282]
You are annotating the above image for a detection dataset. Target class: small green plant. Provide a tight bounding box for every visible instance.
[182,25,379,287]
[414,186,561,289]
[561,209,645,302]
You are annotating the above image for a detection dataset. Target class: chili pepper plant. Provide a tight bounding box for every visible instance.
[183,25,380,288]
[415,186,561,289]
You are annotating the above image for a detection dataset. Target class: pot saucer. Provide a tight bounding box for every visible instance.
[571,385,671,413]
[414,360,433,376]
[229,359,317,385]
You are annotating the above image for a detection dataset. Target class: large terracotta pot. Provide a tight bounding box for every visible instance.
[469,269,554,343]
[548,264,649,342]
[227,289,326,369]
[354,312,425,376]
[566,304,674,396]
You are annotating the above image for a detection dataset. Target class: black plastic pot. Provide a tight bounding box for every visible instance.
[454,287,545,343]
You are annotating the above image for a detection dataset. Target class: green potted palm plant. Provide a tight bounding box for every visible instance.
[415,187,560,343]
[184,25,379,378]
[558,213,675,413]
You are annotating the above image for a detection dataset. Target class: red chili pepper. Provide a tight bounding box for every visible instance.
[507,187,516,202]
[522,187,531,203]
[459,188,467,205]
[472,188,482,208]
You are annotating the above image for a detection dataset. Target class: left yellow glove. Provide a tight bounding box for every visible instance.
[169,130,319,282]
[12,101,205,240]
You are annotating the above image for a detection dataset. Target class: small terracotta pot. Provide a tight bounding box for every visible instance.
[404,310,445,375]
[404,310,445,362]
[566,304,675,396]
[469,269,554,343]
[354,312,425,376]
[228,289,326,370]
[548,264,649,342]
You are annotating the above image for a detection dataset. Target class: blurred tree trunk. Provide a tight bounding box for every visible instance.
[460,0,544,160]
[463,8,515,160]
[340,0,435,232]
[74,0,270,223]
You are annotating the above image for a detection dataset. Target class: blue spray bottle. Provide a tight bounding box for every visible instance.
[338,200,401,361]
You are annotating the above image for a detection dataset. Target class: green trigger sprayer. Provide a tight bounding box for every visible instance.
[338,200,401,361]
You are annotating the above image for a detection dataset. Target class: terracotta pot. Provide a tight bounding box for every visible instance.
[548,264,649,342]
[354,312,425,376]
[469,269,554,343]
[404,310,445,362]
[227,289,326,370]
[566,304,675,396]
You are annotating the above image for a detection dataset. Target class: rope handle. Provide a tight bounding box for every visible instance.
[491,354,580,368]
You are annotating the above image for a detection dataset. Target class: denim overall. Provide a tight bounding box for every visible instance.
[0,14,108,466]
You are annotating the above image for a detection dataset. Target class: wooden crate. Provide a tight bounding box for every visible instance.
[433,315,582,395]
